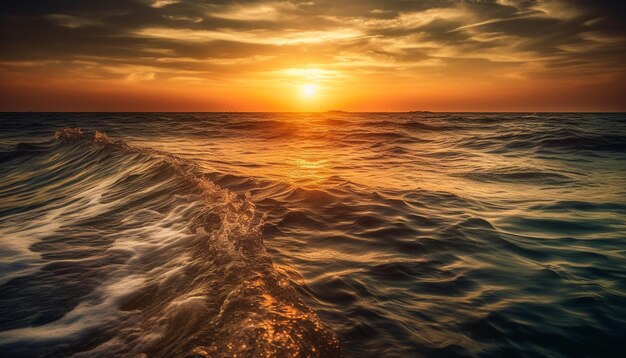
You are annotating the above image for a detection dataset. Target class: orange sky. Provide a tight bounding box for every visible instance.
[1,0,625,111]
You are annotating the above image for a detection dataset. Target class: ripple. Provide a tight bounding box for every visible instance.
[1,113,625,357]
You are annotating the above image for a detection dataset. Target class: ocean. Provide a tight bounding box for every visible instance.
[0,112,625,357]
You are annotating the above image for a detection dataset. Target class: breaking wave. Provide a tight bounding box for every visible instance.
[0,128,340,357]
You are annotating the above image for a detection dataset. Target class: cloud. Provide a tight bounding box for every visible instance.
[207,2,298,21]
[532,0,583,20]
[324,8,469,31]
[147,0,179,9]
[44,14,101,29]
[0,0,624,87]
[134,27,363,45]
[279,67,344,81]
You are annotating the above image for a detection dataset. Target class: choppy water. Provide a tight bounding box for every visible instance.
[0,112,625,357]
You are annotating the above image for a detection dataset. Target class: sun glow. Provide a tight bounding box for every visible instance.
[301,84,317,98]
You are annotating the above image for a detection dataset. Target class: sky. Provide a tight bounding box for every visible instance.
[1,0,625,112]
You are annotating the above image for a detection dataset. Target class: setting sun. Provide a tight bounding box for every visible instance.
[301,84,317,98]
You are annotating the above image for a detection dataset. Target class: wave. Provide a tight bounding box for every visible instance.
[458,129,626,154]
[457,168,575,185]
[1,113,625,357]
[0,128,340,357]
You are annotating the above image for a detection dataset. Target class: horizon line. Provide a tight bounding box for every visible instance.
[2,110,625,114]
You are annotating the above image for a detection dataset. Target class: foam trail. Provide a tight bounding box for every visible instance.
[0,129,340,357]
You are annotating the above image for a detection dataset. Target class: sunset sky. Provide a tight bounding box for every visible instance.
[1,0,625,111]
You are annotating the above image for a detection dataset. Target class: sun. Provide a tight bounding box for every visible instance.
[301,84,317,98]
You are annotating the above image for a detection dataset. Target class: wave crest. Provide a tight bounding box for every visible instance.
[0,128,340,357]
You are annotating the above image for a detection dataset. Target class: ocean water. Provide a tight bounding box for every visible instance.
[0,112,625,357]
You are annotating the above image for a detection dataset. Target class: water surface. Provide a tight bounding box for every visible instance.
[1,112,625,357]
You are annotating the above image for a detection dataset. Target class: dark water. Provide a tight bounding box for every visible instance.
[0,113,625,357]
